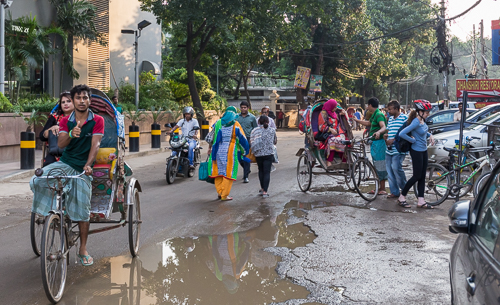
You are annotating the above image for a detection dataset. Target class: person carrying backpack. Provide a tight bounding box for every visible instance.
[398,100,436,209]
[383,100,408,200]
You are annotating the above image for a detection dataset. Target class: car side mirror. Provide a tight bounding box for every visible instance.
[448,200,470,234]
[165,123,172,128]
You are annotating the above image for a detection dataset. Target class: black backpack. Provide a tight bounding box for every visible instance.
[394,121,411,153]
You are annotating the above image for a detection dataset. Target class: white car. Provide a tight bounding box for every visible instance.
[427,112,500,163]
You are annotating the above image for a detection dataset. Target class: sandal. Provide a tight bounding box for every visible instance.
[368,190,388,195]
[417,203,434,209]
[221,196,233,201]
[387,194,399,198]
[77,254,94,266]
[397,200,411,208]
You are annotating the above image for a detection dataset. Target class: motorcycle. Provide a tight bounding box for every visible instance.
[165,125,202,184]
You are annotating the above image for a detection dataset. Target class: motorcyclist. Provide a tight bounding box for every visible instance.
[169,107,200,169]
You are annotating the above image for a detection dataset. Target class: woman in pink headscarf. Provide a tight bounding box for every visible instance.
[319,99,347,168]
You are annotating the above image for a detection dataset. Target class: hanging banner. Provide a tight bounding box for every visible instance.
[307,90,316,98]
[309,74,323,92]
[493,20,500,65]
[294,66,311,89]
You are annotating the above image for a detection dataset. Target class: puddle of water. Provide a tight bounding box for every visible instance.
[59,217,312,304]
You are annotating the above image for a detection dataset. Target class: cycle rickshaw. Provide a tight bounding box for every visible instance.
[296,100,380,201]
[29,88,142,303]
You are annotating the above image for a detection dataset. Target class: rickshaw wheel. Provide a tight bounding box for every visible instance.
[297,154,312,192]
[129,188,141,257]
[344,152,358,191]
[351,159,379,201]
[41,213,67,304]
[166,159,177,184]
[129,257,142,305]
[30,212,44,256]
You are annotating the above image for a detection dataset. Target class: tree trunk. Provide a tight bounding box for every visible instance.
[241,64,254,109]
[233,73,242,99]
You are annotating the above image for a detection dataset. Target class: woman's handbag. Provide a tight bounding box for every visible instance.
[272,145,279,164]
[47,132,64,156]
[198,157,209,181]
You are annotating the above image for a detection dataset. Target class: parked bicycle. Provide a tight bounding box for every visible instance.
[419,143,495,205]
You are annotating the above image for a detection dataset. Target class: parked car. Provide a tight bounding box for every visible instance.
[428,112,500,163]
[448,161,500,304]
[429,104,500,135]
[426,109,476,126]
[449,101,476,109]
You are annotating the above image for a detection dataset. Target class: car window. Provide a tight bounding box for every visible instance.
[475,172,500,253]
[467,112,500,130]
[430,112,454,123]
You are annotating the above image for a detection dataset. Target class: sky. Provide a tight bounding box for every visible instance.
[431,0,500,41]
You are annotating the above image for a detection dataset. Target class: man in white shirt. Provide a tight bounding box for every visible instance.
[454,102,469,121]
[169,106,199,168]
[256,107,277,129]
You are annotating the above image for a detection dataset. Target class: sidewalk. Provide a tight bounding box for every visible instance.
[0,143,169,183]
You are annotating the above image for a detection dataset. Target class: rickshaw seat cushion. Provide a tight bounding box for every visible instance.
[93,159,117,180]
[95,147,117,165]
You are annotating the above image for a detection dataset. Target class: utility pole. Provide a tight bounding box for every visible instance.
[439,0,450,101]
[480,19,487,79]
[471,24,477,77]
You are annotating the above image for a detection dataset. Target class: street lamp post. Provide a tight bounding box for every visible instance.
[121,20,151,109]
[213,56,219,96]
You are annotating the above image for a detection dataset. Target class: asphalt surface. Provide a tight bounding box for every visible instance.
[0,130,457,304]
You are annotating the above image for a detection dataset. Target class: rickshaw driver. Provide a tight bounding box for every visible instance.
[30,84,104,266]
[169,106,199,169]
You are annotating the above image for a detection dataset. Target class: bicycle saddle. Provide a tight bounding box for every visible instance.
[443,147,461,153]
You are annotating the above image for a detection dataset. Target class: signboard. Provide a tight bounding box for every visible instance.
[493,20,500,65]
[456,79,500,98]
[307,90,315,98]
[294,66,311,89]
[309,74,323,92]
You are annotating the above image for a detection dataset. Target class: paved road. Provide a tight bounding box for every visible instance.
[0,130,457,304]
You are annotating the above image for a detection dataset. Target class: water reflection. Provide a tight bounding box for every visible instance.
[57,203,316,304]
[140,215,311,304]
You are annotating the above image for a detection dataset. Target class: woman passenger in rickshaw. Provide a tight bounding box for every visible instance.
[39,91,74,166]
[319,99,348,168]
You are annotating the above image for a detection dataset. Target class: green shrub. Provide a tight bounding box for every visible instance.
[201,89,216,101]
[0,93,13,112]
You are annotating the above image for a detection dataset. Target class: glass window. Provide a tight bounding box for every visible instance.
[431,112,454,123]
[475,172,500,253]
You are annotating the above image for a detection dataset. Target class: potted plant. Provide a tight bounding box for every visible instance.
[124,109,146,152]
[16,110,47,169]
[149,106,167,148]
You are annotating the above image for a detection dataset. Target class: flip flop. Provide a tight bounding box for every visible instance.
[387,194,399,198]
[367,190,388,195]
[221,196,233,201]
[417,203,434,209]
[77,254,94,266]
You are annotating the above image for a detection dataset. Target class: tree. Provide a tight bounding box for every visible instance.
[140,0,245,121]
[5,14,66,103]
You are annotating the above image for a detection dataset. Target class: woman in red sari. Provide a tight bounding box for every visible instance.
[319,99,347,168]
[39,91,74,166]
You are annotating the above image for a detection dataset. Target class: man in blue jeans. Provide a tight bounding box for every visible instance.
[236,101,257,183]
[383,100,408,198]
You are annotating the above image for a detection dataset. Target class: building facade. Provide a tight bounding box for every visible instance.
[10,0,161,96]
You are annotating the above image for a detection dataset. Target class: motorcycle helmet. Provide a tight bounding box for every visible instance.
[183,106,195,117]
[414,100,432,112]
[170,135,187,148]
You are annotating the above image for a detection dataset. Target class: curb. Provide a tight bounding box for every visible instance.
[0,147,168,183]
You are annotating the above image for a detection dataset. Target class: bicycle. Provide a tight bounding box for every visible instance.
[419,143,495,206]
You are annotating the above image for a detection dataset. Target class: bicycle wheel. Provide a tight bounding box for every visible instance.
[297,154,312,192]
[128,188,141,257]
[414,163,450,206]
[166,159,177,184]
[474,172,491,198]
[30,212,44,256]
[452,165,475,198]
[351,159,379,201]
[129,258,142,305]
[344,152,358,191]
[41,213,67,304]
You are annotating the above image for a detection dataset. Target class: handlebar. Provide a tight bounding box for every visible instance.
[340,135,375,146]
[35,168,86,180]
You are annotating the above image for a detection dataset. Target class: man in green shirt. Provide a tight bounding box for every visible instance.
[236,101,257,183]
[353,97,388,195]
